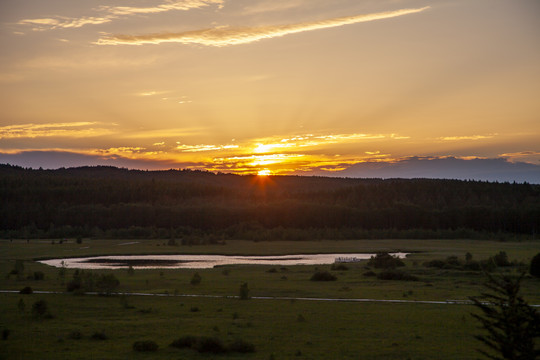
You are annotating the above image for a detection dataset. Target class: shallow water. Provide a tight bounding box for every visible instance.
[39,253,408,269]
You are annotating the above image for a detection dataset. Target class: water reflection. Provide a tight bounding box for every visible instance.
[39,253,408,269]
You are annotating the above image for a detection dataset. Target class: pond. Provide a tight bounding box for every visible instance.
[39,253,408,269]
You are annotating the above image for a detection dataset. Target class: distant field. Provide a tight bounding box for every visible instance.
[1,239,539,359]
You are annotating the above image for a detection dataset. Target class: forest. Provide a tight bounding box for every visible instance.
[1,164,538,240]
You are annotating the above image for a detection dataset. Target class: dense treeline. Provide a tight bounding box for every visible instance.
[0,164,538,240]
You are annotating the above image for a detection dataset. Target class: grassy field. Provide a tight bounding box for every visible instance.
[1,238,539,359]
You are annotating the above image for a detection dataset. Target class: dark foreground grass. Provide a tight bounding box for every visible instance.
[0,292,478,360]
[0,238,539,359]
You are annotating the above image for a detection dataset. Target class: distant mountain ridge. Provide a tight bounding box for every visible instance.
[1,151,539,183]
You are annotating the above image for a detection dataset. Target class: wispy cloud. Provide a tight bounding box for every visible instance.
[98,0,224,16]
[18,16,113,31]
[251,132,404,153]
[96,6,430,46]
[175,143,239,152]
[0,122,113,139]
[17,0,223,31]
[438,134,497,141]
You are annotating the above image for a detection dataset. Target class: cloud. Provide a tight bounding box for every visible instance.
[251,132,405,153]
[17,0,223,31]
[175,143,239,152]
[96,6,430,46]
[438,134,497,141]
[499,151,540,163]
[98,0,224,16]
[18,16,114,31]
[0,122,113,139]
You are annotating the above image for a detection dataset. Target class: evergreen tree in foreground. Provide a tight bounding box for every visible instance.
[469,273,540,360]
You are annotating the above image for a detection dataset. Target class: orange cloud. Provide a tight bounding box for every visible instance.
[17,0,223,31]
[438,134,497,141]
[96,7,430,46]
[0,122,113,139]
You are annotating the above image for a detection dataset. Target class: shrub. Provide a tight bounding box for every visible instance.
[239,283,250,300]
[491,251,510,267]
[228,339,255,353]
[331,264,349,271]
[19,286,33,294]
[76,237,82,244]
[31,300,49,318]
[190,272,201,285]
[530,252,540,278]
[310,271,337,281]
[368,252,405,269]
[170,335,255,354]
[377,270,418,281]
[133,340,158,352]
[363,271,376,277]
[193,337,226,353]
[170,335,198,349]
[2,329,9,340]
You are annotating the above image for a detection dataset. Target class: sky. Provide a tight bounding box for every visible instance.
[1,0,539,182]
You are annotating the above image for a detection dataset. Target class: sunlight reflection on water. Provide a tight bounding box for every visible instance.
[39,253,408,269]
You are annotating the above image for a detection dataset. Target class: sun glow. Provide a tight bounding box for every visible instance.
[257,169,272,176]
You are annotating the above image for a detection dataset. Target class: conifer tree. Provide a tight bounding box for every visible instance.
[469,273,539,360]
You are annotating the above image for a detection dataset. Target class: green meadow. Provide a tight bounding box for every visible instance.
[0,239,539,359]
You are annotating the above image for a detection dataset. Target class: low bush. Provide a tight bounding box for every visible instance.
[133,340,158,352]
[31,300,49,318]
[170,335,198,349]
[170,335,255,354]
[2,329,9,340]
[190,272,201,285]
[491,251,510,267]
[363,271,376,277]
[368,252,405,269]
[331,264,349,271]
[310,271,337,281]
[19,286,33,294]
[33,271,44,280]
[377,270,418,281]
[239,283,250,300]
[194,336,226,353]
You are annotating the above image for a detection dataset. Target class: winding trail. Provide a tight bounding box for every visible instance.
[2,290,539,307]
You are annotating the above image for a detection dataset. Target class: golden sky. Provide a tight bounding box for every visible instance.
[1,0,539,177]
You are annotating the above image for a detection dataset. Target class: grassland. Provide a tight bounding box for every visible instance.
[1,238,539,359]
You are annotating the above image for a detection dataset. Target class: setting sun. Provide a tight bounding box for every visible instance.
[257,169,272,176]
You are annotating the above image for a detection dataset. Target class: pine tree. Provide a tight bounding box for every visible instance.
[469,273,540,360]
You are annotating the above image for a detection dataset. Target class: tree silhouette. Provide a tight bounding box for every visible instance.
[469,273,540,360]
